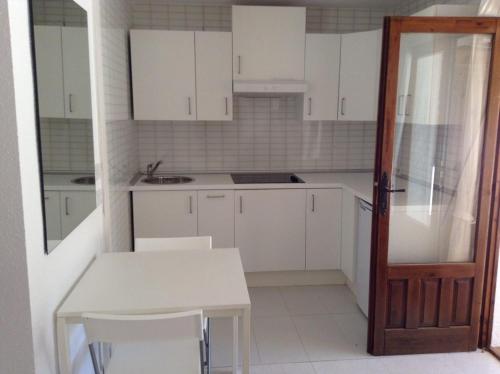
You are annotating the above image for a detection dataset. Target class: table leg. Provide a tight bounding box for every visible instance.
[57,317,72,374]
[232,316,238,374]
[242,308,251,374]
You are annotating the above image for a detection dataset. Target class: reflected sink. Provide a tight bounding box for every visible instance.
[142,176,194,184]
[71,176,95,185]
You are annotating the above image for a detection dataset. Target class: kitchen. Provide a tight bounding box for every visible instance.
[6,0,500,373]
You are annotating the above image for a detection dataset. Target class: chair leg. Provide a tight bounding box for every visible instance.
[89,343,100,374]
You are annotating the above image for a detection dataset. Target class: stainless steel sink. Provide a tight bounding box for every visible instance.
[71,176,95,185]
[142,176,194,184]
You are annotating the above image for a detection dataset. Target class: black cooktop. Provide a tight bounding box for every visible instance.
[231,173,304,184]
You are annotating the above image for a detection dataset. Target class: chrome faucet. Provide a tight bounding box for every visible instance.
[146,160,163,178]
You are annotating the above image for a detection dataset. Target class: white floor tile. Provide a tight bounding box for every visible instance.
[253,316,308,364]
[248,363,316,374]
[449,351,500,373]
[280,286,329,316]
[249,288,289,317]
[333,311,368,353]
[313,358,389,374]
[210,317,260,367]
[293,314,369,361]
[315,285,360,315]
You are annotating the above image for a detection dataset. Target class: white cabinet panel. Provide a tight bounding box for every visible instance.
[303,34,341,121]
[34,26,65,118]
[235,190,306,272]
[62,27,92,119]
[60,191,96,237]
[306,189,342,270]
[195,32,233,121]
[44,191,62,240]
[338,29,382,121]
[232,5,306,81]
[198,190,235,248]
[131,30,196,121]
[341,190,357,283]
[133,191,197,238]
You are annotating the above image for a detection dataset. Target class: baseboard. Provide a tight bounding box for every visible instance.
[245,270,346,287]
[345,277,357,297]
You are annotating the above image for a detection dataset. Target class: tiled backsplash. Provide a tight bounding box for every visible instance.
[40,119,94,172]
[32,0,87,26]
[138,97,376,173]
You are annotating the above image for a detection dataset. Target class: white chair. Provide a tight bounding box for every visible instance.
[83,310,205,374]
[135,236,212,252]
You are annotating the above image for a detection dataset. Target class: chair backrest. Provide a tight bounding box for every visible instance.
[134,236,212,252]
[82,310,203,344]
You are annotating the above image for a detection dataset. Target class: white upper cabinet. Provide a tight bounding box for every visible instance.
[338,29,382,121]
[303,34,341,121]
[232,5,306,81]
[61,27,92,119]
[306,189,342,270]
[195,32,233,121]
[131,30,196,121]
[34,26,65,118]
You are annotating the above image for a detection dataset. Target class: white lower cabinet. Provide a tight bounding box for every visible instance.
[197,190,235,248]
[341,190,357,283]
[133,191,197,238]
[60,191,96,237]
[305,189,342,270]
[44,191,62,240]
[235,190,306,272]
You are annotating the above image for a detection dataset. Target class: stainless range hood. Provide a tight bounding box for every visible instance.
[233,79,308,93]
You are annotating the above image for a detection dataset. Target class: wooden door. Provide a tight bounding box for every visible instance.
[195,31,233,121]
[61,27,92,119]
[234,190,306,272]
[369,17,500,355]
[338,29,382,121]
[303,34,341,121]
[130,30,196,121]
[305,189,342,270]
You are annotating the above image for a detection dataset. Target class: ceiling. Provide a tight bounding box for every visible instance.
[131,0,406,9]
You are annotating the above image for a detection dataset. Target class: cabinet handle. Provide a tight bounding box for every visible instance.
[238,55,241,75]
[188,97,192,115]
[207,194,225,199]
[69,94,74,113]
[312,194,315,212]
[308,97,312,116]
[225,97,229,115]
[405,95,412,116]
[239,196,243,214]
[340,97,346,116]
[189,195,193,214]
[65,197,70,216]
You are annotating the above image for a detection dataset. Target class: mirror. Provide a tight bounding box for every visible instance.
[30,0,96,254]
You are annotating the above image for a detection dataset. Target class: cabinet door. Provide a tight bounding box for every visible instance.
[34,26,65,118]
[62,27,92,119]
[60,191,96,237]
[198,190,235,248]
[303,34,341,121]
[338,29,382,121]
[341,190,357,283]
[306,189,342,270]
[235,190,306,272]
[44,191,62,240]
[131,30,196,121]
[232,6,306,81]
[195,32,233,121]
[133,191,197,238]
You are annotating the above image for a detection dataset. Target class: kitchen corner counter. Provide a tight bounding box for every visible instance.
[130,172,373,203]
[44,173,96,191]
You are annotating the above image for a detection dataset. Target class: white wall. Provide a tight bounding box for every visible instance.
[0,0,37,373]
[6,1,106,374]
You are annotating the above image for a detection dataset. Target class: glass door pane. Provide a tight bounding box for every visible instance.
[388,33,492,264]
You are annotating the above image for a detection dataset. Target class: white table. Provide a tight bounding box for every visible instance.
[57,249,251,374]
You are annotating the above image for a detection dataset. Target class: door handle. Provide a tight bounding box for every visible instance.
[225,97,229,115]
[207,194,225,199]
[239,196,243,214]
[69,94,74,113]
[65,197,70,216]
[340,97,346,116]
[188,97,192,115]
[188,195,193,214]
[308,97,312,116]
[379,172,406,216]
[237,55,241,75]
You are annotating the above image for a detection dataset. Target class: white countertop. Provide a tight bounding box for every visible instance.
[44,173,96,191]
[130,172,374,203]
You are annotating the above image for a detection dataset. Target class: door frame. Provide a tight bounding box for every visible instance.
[368,16,500,355]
